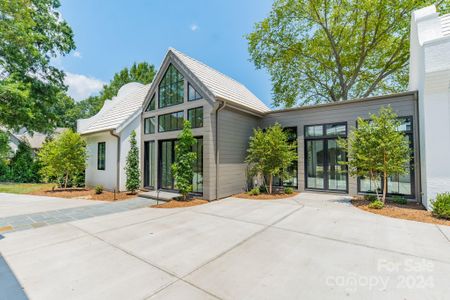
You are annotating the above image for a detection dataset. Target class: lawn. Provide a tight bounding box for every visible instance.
[0,183,55,194]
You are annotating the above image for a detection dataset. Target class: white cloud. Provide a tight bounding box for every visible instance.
[65,72,105,101]
[190,24,199,32]
[73,51,82,58]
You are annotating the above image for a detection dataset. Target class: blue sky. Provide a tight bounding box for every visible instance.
[57,0,274,107]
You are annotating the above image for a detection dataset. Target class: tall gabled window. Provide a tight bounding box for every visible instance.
[145,94,156,111]
[188,83,202,101]
[97,142,106,170]
[159,64,184,108]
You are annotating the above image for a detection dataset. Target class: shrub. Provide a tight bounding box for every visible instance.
[368,200,384,209]
[392,195,407,205]
[364,194,378,202]
[125,131,140,193]
[95,185,103,194]
[248,187,260,196]
[432,193,450,220]
[259,185,268,193]
[285,187,294,194]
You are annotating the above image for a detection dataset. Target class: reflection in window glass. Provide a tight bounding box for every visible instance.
[144,117,155,134]
[188,107,203,128]
[325,124,346,136]
[158,111,184,132]
[145,94,156,111]
[305,125,323,137]
[159,64,184,108]
[188,83,202,101]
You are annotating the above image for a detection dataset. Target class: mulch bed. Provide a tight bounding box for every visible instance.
[351,198,450,226]
[233,192,299,200]
[151,199,208,208]
[31,188,137,201]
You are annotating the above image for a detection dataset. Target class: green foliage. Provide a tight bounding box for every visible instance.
[247,0,450,107]
[259,185,268,194]
[284,187,294,194]
[125,131,140,193]
[95,185,103,194]
[172,121,197,200]
[392,195,407,205]
[339,106,410,203]
[246,123,297,194]
[38,129,87,188]
[368,200,384,209]
[364,194,378,202]
[9,142,40,183]
[0,0,75,132]
[432,193,450,220]
[249,187,261,196]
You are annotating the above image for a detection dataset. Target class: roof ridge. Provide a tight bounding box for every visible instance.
[169,47,252,91]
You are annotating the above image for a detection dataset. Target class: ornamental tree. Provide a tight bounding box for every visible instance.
[125,130,140,194]
[39,129,87,189]
[338,106,410,203]
[246,123,297,194]
[172,121,197,200]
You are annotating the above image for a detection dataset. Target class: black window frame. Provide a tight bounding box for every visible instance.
[97,142,106,170]
[188,83,202,101]
[158,64,184,109]
[187,106,203,128]
[144,116,156,134]
[145,94,156,112]
[304,122,349,193]
[158,111,184,132]
[356,116,415,198]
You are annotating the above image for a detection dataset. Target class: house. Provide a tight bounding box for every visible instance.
[77,82,150,191]
[1,127,67,155]
[79,5,450,210]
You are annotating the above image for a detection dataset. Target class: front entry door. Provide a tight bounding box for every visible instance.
[159,140,176,190]
[306,138,347,191]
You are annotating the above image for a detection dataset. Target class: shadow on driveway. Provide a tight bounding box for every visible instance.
[0,236,28,300]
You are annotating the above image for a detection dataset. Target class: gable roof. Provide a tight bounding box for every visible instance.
[77,82,150,135]
[169,48,270,113]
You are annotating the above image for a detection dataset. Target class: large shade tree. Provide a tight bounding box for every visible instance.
[0,0,75,132]
[247,0,450,107]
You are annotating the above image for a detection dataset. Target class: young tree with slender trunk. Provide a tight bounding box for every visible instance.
[125,130,140,194]
[246,123,297,194]
[339,106,410,203]
[172,121,197,201]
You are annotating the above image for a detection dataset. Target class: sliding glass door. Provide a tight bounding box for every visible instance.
[305,123,348,192]
[144,141,156,188]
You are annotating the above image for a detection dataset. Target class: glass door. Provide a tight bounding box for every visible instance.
[159,140,176,190]
[306,140,325,189]
[305,123,348,192]
[144,141,155,188]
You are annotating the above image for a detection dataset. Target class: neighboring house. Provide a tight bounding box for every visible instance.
[78,5,450,210]
[1,126,67,155]
[409,5,450,209]
[77,82,150,192]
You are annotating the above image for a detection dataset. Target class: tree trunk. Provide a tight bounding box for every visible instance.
[269,174,273,194]
[382,171,387,204]
[64,173,69,189]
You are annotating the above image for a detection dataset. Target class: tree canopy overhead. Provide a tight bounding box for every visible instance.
[247,0,450,108]
[0,0,75,132]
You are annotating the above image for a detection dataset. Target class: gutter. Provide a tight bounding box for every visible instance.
[109,130,121,192]
[215,100,226,200]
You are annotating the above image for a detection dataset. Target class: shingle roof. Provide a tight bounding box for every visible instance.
[78,82,150,135]
[170,48,270,113]
[440,14,450,37]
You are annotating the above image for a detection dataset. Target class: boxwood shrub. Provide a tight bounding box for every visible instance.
[432,192,450,219]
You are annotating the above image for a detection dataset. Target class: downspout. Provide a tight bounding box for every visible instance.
[414,91,422,204]
[109,130,120,192]
[215,100,226,200]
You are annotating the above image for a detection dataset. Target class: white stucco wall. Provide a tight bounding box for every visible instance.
[118,116,141,191]
[409,5,450,209]
[84,132,118,191]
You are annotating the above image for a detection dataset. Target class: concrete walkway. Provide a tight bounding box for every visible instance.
[0,195,158,233]
[0,192,449,299]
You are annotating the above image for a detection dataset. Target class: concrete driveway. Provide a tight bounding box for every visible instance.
[0,192,449,299]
